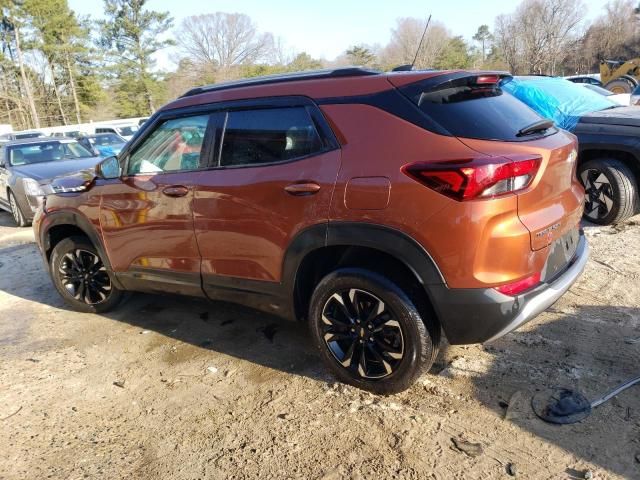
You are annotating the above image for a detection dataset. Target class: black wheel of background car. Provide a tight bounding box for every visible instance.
[50,236,124,313]
[309,268,438,394]
[578,158,637,225]
[8,191,28,227]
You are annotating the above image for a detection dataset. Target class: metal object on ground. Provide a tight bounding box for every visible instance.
[532,375,640,424]
[531,388,591,424]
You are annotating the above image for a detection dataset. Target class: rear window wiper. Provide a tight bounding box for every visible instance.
[516,119,555,137]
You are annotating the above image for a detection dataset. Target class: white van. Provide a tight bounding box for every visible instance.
[95,125,139,141]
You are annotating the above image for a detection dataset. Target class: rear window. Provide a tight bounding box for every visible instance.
[400,76,556,141]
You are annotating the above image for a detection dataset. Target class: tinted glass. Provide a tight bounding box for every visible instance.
[8,141,94,165]
[219,107,323,167]
[401,77,554,141]
[127,115,209,175]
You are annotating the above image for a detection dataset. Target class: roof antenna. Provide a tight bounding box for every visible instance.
[392,14,432,72]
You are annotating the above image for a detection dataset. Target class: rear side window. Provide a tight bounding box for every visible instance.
[400,77,555,141]
[219,107,324,167]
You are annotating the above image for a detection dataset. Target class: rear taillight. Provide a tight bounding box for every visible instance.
[495,272,541,296]
[402,155,542,201]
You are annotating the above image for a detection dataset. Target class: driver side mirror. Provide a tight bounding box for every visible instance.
[96,156,121,179]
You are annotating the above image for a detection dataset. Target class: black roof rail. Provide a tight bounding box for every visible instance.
[180,67,381,98]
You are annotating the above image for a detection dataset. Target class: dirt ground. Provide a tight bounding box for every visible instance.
[0,210,639,480]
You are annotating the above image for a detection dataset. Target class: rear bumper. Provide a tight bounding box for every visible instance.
[430,234,589,344]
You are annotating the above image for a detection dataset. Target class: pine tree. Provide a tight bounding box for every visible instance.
[98,0,173,116]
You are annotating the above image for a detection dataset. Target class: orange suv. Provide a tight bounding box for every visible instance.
[34,68,588,393]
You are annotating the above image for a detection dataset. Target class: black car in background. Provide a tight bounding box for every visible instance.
[505,76,639,225]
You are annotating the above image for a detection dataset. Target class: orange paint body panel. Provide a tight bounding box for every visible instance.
[192,150,341,281]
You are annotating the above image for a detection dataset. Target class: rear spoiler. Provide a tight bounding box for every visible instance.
[388,71,512,92]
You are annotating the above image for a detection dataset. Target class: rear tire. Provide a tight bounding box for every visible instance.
[50,236,124,313]
[309,268,438,394]
[578,158,637,225]
[605,78,636,94]
[8,191,29,227]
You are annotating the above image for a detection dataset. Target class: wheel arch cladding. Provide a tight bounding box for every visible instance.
[285,222,445,324]
[42,211,113,271]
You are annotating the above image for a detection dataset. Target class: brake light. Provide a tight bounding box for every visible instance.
[475,74,500,85]
[402,155,542,201]
[495,272,541,296]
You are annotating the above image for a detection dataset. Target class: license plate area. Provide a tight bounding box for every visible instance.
[541,227,580,282]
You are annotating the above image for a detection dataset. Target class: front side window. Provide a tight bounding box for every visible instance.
[127,115,210,175]
[219,107,323,167]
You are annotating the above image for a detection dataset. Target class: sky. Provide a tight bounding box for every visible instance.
[68,0,611,69]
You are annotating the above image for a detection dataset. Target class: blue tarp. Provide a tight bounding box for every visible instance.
[501,76,617,131]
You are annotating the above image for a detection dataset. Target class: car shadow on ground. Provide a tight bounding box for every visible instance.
[0,239,327,383]
[441,303,640,478]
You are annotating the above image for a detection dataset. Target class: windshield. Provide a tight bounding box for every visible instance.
[502,76,617,131]
[8,141,95,166]
[89,134,125,146]
[116,126,139,137]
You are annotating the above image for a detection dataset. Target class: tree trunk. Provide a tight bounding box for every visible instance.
[13,24,40,129]
[65,51,82,124]
[0,69,15,128]
[48,60,68,126]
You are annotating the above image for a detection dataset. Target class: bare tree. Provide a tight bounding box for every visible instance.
[177,13,274,73]
[583,0,639,62]
[381,18,450,69]
[494,0,585,75]
[494,14,522,73]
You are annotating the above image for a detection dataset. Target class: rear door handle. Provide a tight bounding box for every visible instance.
[162,185,189,197]
[284,182,321,196]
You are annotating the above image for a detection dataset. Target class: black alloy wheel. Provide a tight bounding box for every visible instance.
[50,236,125,313]
[58,249,112,305]
[578,158,637,225]
[321,288,405,379]
[309,268,439,394]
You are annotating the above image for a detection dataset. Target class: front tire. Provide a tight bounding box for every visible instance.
[578,158,637,225]
[50,236,124,313]
[309,268,438,394]
[8,191,29,227]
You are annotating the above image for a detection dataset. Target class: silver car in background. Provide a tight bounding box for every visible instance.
[0,138,103,226]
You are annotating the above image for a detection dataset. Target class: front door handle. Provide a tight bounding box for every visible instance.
[162,185,189,197]
[284,182,321,196]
